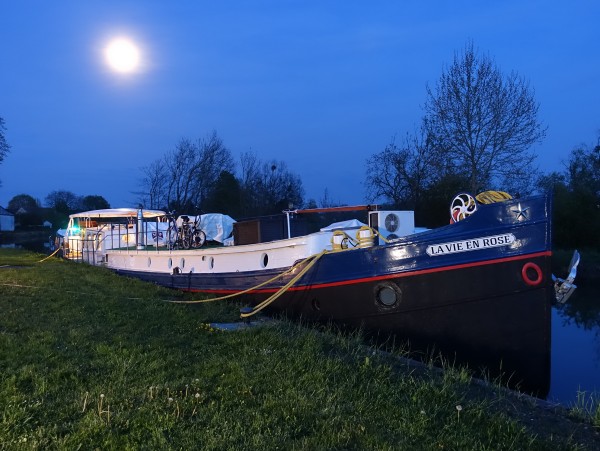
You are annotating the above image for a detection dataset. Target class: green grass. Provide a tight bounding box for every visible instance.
[570,391,600,429]
[0,248,597,450]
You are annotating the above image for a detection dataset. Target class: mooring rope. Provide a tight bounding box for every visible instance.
[36,247,61,263]
[165,228,388,318]
[239,249,327,318]
[165,267,294,304]
[24,227,385,320]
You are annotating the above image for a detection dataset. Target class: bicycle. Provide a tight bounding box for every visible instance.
[189,215,207,248]
[179,215,193,249]
[165,213,206,250]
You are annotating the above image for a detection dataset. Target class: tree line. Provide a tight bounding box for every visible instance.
[135,130,304,218]
[1,41,598,249]
[5,192,111,228]
[363,41,598,248]
[538,141,600,249]
[365,41,546,225]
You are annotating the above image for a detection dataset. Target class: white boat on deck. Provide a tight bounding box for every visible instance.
[62,206,415,275]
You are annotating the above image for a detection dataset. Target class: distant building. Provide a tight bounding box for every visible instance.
[0,206,15,232]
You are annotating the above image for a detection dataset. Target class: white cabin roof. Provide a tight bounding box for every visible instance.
[69,208,166,219]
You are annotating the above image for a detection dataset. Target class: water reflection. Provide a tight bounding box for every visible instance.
[550,285,600,406]
[0,237,53,253]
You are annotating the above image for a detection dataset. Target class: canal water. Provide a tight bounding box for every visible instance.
[549,284,600,407]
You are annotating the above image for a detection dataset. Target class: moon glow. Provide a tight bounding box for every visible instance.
[105,38,140,73]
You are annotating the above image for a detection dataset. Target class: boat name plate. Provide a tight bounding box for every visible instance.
[426,233,516,257]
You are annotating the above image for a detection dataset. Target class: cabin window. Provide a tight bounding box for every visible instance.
[168,258,172,269]
[147,257,152,267]
[180,258,185,269]
[209,257,214,269]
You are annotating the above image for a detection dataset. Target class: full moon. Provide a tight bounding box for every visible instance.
[105,38,140,73]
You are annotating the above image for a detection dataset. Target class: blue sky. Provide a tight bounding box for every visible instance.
[1,1,599,210]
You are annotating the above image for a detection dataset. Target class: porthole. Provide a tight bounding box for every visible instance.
[180,258,185,269]
[375,282,401,307]
[168,257,172,269]
[209,257,214,269]
[261,253,269,268]
[147,257,152,267]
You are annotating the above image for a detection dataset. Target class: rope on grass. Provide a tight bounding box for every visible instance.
[36,247,61,263]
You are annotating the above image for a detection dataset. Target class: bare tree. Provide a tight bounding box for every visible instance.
[81,195,110,211]
[365,128,442,208]
[8,194,39,212]
[566,140,600,198]
[164,138,198,211]
[423,41,546,194]
[140,130,235,212]
[202,170,242,217]
[239,152,304,215]
[137,159,168,209]
[319,188,342,208]
[239,151,268,214]
[193,131,235,210]
[45,190,82,214]
[0,116,10,187]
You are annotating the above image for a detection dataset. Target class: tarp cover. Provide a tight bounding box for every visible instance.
[177,213,236,243]
[198,213,236,243]
[320,219,366,231]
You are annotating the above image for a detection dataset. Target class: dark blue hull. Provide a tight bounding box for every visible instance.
[115,194,553,395]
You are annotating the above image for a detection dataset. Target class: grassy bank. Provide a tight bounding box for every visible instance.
[1,249,598,450]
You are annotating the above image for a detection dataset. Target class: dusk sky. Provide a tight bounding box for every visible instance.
[1,1,599,211]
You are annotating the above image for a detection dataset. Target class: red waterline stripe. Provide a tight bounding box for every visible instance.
[188,250,552,295]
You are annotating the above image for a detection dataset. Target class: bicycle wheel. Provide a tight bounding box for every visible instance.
[193,230,206,248]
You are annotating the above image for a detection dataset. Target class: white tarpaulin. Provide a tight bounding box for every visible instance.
[320,219,366,231]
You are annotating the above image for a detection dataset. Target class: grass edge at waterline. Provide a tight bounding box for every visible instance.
[0,248,598,449]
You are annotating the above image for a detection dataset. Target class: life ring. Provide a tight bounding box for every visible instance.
[521,262,543,286]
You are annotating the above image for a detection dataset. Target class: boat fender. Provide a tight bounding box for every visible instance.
[331,230,349,250]
[521,262,543,286]
[356,226,375,248]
